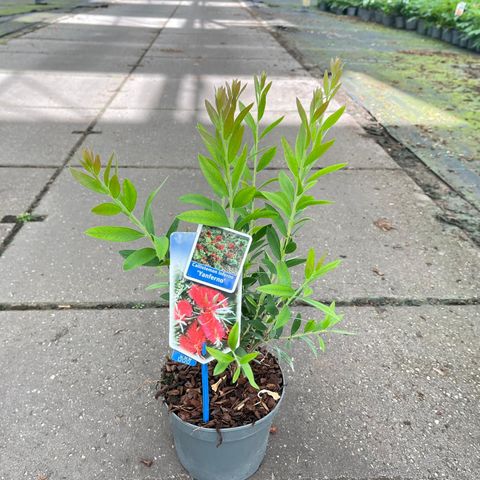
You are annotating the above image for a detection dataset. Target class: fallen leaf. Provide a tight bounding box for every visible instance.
[139,458,153,467]
[374,218,395,231]
[372,266,384,277]
[258,389,280,401]
[211,376,225,393]
[269,425,278,434]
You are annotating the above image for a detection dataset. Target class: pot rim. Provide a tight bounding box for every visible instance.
[166,361,286,433]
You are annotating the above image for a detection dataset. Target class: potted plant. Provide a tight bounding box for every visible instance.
[70,59,349,480]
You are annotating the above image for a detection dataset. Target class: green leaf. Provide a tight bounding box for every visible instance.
[214,361,230,376]
[70,168,107,195]
[153,235,169,260]
[260,116,284,139]
[301,297,338,319]
[305,248,315,279]
[291,314,302,335]
[123,247,157,271]
[308,163,347,183]
[122,178,137,212]
[274,306,291,330]
[232,366,241,382]
[281,137,298,175]
[320,105,345,133]
[177,209,229,228]
[263,191,291,216]
[199,154,229,198]
[179,194,222,212]
[206,347,234,364]
[142,179,167,235]
[118,249,160,266]
[146,282,168,290]
[103,153,115,185]
[286,257,306,268]
[233,186,256,208]
[257,146,277,171]
[304,319,316,333]
[257,284,295,297]
[241,363,259,389]
[305,139,335,167]
[85,226,144,242]
[266,227,282,260]
[318,336,326,351]
[91,203,121,216]
[278,171,295,201]
[301,336,318,357]
[228,322,240,351]
[235,208,277,229]
[311,259,341,280]
[109,175,121,198]
[276,261,291,286]
[239,352,259,365]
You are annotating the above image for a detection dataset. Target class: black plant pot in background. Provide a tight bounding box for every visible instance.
[358,7,372,21]
[459,35,468,48]
[441,28,452,43]
[317,1,329,11]
[451,29,461,46]
[405,17,417,30]
[382,13,394,27]
[395,16,405,29]
[374,10,383,23]
[430,25,442,39]
[347,6,357,16]
[416,19,428,35]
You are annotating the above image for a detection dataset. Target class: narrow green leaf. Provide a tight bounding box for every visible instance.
[153,235,169,260]
[109,175,121,198]
[103,153,115,185]
[318,335,326,351]
[276,261,291,286]
[206,347,234,364]
[142,179,167,236]
[278,171,295,201]
[122,178,137,212]
[91,203,121,216]
[123,247,157,271]
[274,306,291,330]
[232,186,256,208]
[241,363,259,389]
[257,146,276,171]
[260,116,284,139]
[305,248,315,279]
[291,314,302,336]
[214,361,230,375]
[85,226,144,242]
[70,168,107,195]
[232,366,241,382]
[320,105,345,133]
[198,154,229,198]
[239,352,259,365]
[305,139,335,167]
[228,322,240,351]
[308,163,347,182]
[257,284,295,297]
[146,282,168,291]
[177,209,229,228]
[266,227,282,260]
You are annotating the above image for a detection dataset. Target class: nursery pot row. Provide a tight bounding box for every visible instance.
[167,369,285,480]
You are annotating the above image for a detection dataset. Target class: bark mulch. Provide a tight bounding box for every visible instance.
[156,351,283,429]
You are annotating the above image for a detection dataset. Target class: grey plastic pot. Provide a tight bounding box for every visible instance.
[169,387,285,480]
[441,28,452,43]
[430,25,442,39]
[374,10,383,23]
[382,13,394,27]
[394,16,405,29]
[358,8,372,22]
[405,18,417,31]
[416,19,428,35]
[451,29,461,46]
[317,1,329,11]
[347,7,357,16]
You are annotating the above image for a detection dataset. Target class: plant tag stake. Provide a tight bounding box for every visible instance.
[201,343,209,423]
[169,232,242,364]
[184,225,252,294]
[171,350,197,366]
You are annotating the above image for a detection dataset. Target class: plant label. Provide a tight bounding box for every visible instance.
[171,350,197,366]
[184,225,252,294]
[170,232,242,364]
[455,2,466,16]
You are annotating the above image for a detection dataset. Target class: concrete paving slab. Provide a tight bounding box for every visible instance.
[0,50,140,74]
[0,224,13,244]
[140,55,303,77]
[0,37,146,58]
[0,71,124,108]
[93,107,398,170]
[0,107,96,166]
[0,167,55,218]
[0,167,478,304]
[0,305,478,479]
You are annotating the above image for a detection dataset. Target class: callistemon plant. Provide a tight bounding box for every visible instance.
[71,59,349,389]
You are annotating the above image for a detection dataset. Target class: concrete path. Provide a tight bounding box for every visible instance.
[0,1,479,479]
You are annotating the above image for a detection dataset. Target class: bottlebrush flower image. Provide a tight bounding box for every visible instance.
[192,226,249,274]
[179,321,206,356]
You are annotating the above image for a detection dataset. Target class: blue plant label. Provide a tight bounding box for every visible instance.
[184,225,252,294]
[172,350,197,366]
